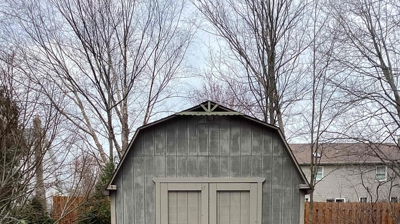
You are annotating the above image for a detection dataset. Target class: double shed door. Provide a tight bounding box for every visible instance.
[158,181,261,224]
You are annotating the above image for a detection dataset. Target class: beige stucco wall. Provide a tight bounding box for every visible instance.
[301,164,400,202]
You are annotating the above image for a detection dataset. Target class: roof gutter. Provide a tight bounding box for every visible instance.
[103,185,117,196]
[299,184,313,195]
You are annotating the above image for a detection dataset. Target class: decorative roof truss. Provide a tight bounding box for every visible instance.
[178,101,241,116]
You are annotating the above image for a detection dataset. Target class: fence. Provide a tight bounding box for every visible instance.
[53,196,84,224]
[305,202,400,224]
[53,198,400,224]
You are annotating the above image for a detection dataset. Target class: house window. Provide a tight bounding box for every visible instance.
[326,198,347,202]
[313,152,321,158]
[376,166,387,181]
[153,178,264,224]
[359,197,367,202]
[316,167,324,180]
[390,197,398,203]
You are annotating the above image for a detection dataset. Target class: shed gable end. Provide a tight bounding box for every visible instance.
[108,101,310,224]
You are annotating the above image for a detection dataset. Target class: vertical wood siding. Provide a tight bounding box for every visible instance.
[217,191,250,224]
[168,192,201,224]
[113,116,303,224]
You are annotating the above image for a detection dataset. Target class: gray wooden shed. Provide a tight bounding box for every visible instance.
[105,101,311,224]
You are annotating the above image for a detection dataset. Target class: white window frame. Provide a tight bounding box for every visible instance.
[334,198,346,202]
[313,152,321,158]
[316,166,324,181]
[376,165,387,182]
[326,198,347,202]
[359,197,367,202]
[153,178,265,224]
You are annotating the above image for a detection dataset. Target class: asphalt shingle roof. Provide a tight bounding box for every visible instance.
[290,143,400,165]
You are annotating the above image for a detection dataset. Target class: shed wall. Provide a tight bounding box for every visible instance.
[112,116,304,224]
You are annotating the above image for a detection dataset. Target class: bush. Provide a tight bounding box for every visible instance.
[78,162,114,224]
[16,197,54,224]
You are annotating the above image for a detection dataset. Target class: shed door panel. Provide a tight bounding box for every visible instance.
[168,191,201,224]
[217,191,250,224]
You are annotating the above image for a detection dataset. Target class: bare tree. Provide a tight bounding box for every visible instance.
[301,2,349,221]
[0,51,66,223]
[0,49,104,224]
[191,0,310,134]
[324,0,400,192]
[189,72,258,114]
[51,150,100,224]
[2,0,194,163]
[0,1,195,222]
[315,0,400,221]
[33,116,46,212]
[327,0,400,142]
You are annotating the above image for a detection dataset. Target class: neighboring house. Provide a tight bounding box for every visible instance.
[291,143,400,203]
[105,101,311,224]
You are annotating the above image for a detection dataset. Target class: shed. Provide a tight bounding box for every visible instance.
[106,101,311,224]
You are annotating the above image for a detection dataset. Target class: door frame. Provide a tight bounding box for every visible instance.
[153,178,265,224]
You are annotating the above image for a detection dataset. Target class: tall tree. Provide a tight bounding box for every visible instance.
[327,0,400,155]
[191,0,309,134]
[323,1,400,221]
[2,0,194,162]
[189,72,255,113]
[33,116,46,212]
[0,84,24,222]
[0,74,51,223]
[0,50,68,223]
[305,1,339,222]
[285,1,352,222]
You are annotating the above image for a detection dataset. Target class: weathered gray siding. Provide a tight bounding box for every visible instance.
[112,115,304,224]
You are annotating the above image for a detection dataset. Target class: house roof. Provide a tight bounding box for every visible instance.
[291,143,400,165]
[105,101,311,192]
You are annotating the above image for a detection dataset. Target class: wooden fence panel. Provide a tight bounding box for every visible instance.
[53,198,400,224]
[305,202,400,224]
[53,196,84,224]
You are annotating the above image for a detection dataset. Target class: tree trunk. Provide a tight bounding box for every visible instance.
[33,116,46,211]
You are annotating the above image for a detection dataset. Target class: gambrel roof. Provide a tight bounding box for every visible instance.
[106,101,310,192]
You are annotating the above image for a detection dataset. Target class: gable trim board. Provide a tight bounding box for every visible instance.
[105,101,310,193]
